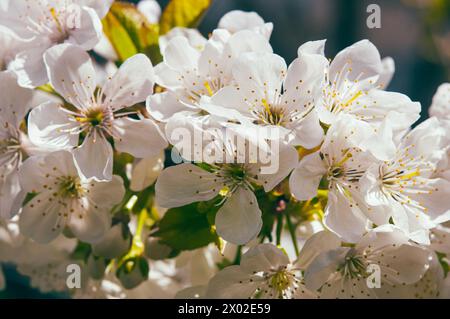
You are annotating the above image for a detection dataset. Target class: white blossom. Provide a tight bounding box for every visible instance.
[18,150,125,243]
[28,44,167,181]
[301,227,431,298]
[205,244,316,299]
[0,0,113,88]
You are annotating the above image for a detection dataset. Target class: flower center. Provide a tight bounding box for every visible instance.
[74,106,116,132]
[188,78,224,103]
[269,270,292,294]
[57,176,84,198]
[80,108,105,127]
[338,250,367,279]
[222,164,247,181]
[211,164,256,199]
[0,137,20,155]
[255,99,286,126]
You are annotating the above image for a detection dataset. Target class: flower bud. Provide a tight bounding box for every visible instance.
[144,237,173,260]
[92,224,131,259]
[116,256,149,290]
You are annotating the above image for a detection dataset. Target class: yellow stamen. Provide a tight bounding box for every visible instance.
[262,98,272,116]
[343,90,362,107]
[398,170,420,180]
[50,7,63,33]
[203,81,214,96]
[335,151,353,167]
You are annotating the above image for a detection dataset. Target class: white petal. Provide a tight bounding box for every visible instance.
[154,62,183,89]
[223,30,272,59]
[146,91,187,122]
[355,90,421,132]
[324,191,369,243]
[10,40,51,88]
[218,10,265,34]
[197,29,230,79]
[113,117,167,158]
[232,52,286,101]
[296,231,342,270]
[28,101,78,150]
[91,223,131,259]
[304,247,348,291]
[329,39,382,84]
[19,192,63,244]
[159,27,206,53]
[377,56,395,89]
[359,165,396,226]
[205,265,259,298]
[130,152,165,192]
[0,71,33,125]
[93,33,118,61]
[162,36,200,71]
[377,244,431,285]
[413,178,450,220]
[67,200,112,244]
[67,7,102,50]
[204,86,252,118]
[215,188,262,245]
[240,244,289,273]
[429,83,450,118]
[289,152,327,200]
[103,54,155,110]
[155,163,221,208]
[44,43,96,109]
[73,132,113,181]
[283,52,328,107]
[297,40,326,56]
[256,144,298,191]
[0,171,25,219]
[137,0,161,23]
[86,175,125,207]
[81,0,114,18]
[288,110,324,148]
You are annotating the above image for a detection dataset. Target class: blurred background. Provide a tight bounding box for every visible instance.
[1,0,449,298]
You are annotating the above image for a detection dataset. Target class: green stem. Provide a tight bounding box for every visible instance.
[286,214,299,257]
[117,208,148,268]
[233,246,242,265]
[276,214,283,246]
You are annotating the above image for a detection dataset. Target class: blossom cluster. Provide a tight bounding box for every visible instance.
[0,0,449,299]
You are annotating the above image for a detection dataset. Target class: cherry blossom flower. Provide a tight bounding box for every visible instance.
[360,117,450,244]
[137,0,161,24]
[146,29,272,134]
[0,72,34,218]
[156,143,298,245]
[429,83,450,120]
[0,0,113,88]
[301,227,431,298]
[289,115,391,242]
[217,10,273,40]
[28,44,167,181]
[300,39,420,135]
[205,244,316,299]
[202,50,328,148]
[18,150,125,243]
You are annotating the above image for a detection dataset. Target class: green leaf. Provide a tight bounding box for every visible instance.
[160,0,212,35]
[437,252,449,277]
[70,241,92,262]
[102,2,160,63]
[153,202,218,251]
